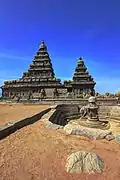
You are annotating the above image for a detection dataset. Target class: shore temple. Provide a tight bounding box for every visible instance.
[1,41,96,101]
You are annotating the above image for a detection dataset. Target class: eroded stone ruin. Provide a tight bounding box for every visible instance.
[1,40,96,102]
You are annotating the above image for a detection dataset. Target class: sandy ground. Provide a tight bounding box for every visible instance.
[0,104,120,180]
[0,104,50,126]
[0,118,120,180]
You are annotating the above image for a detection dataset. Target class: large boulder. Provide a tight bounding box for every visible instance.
[64,121,112,140]
[66,151,103,174]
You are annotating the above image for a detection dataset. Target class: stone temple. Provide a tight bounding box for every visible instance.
[1,40,96,102]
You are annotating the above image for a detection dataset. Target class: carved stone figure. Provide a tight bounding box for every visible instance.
[79,96,110,130]
[17,94,21,102]
[79,105,88,117]
[53,88,59,98]
[40,89,46,99]
[67,92,72,98]
[87,96,99,120]
[27,91,32,100]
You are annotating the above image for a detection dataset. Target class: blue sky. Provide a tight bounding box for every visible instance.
[0,0,120,94]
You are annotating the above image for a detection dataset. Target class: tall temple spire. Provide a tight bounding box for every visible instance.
[1,40,62,100]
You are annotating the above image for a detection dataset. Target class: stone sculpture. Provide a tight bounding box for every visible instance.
[40,89,46,99]
[53,88,59,98]
[79,96,110,129]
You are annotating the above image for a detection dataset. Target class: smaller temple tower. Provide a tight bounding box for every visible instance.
[71,57,96,96]
[64,57,96,97]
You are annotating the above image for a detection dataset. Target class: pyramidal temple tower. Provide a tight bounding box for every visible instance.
[1,41,96,101]
[64,57,95,97]
[71,57,96,96]
[24,40,62,86]
[2,41,63,100]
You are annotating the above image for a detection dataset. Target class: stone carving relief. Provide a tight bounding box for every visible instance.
[53,88,59,98]
[40,89,46,99]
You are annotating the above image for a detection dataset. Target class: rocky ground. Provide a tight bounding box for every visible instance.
[0,111,120,180]
[0,103,50,126]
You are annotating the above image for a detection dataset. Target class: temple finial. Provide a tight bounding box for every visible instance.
[41,40,44,44]
[79,57,82,60]
[39,40,47,49]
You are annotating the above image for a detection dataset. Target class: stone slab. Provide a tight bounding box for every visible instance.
[0,108,51,140]
[66,151,103,173]
[47,123,63,130]
[64,121,112,140]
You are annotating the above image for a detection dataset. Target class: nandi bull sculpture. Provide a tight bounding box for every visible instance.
[79,96,110,130]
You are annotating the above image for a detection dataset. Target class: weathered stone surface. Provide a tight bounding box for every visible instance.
[114,134,120,144]
[41,120,52,126]
[110,106,120,115]
[47,123,63,130]
[66,151,102,173]
[50,105,57,109]
[79,96,110,130]
[64,121,112,139]
[105,134,115,141]
[71,57,95,96]
[109,106,120,121]
[40,108,64,129]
